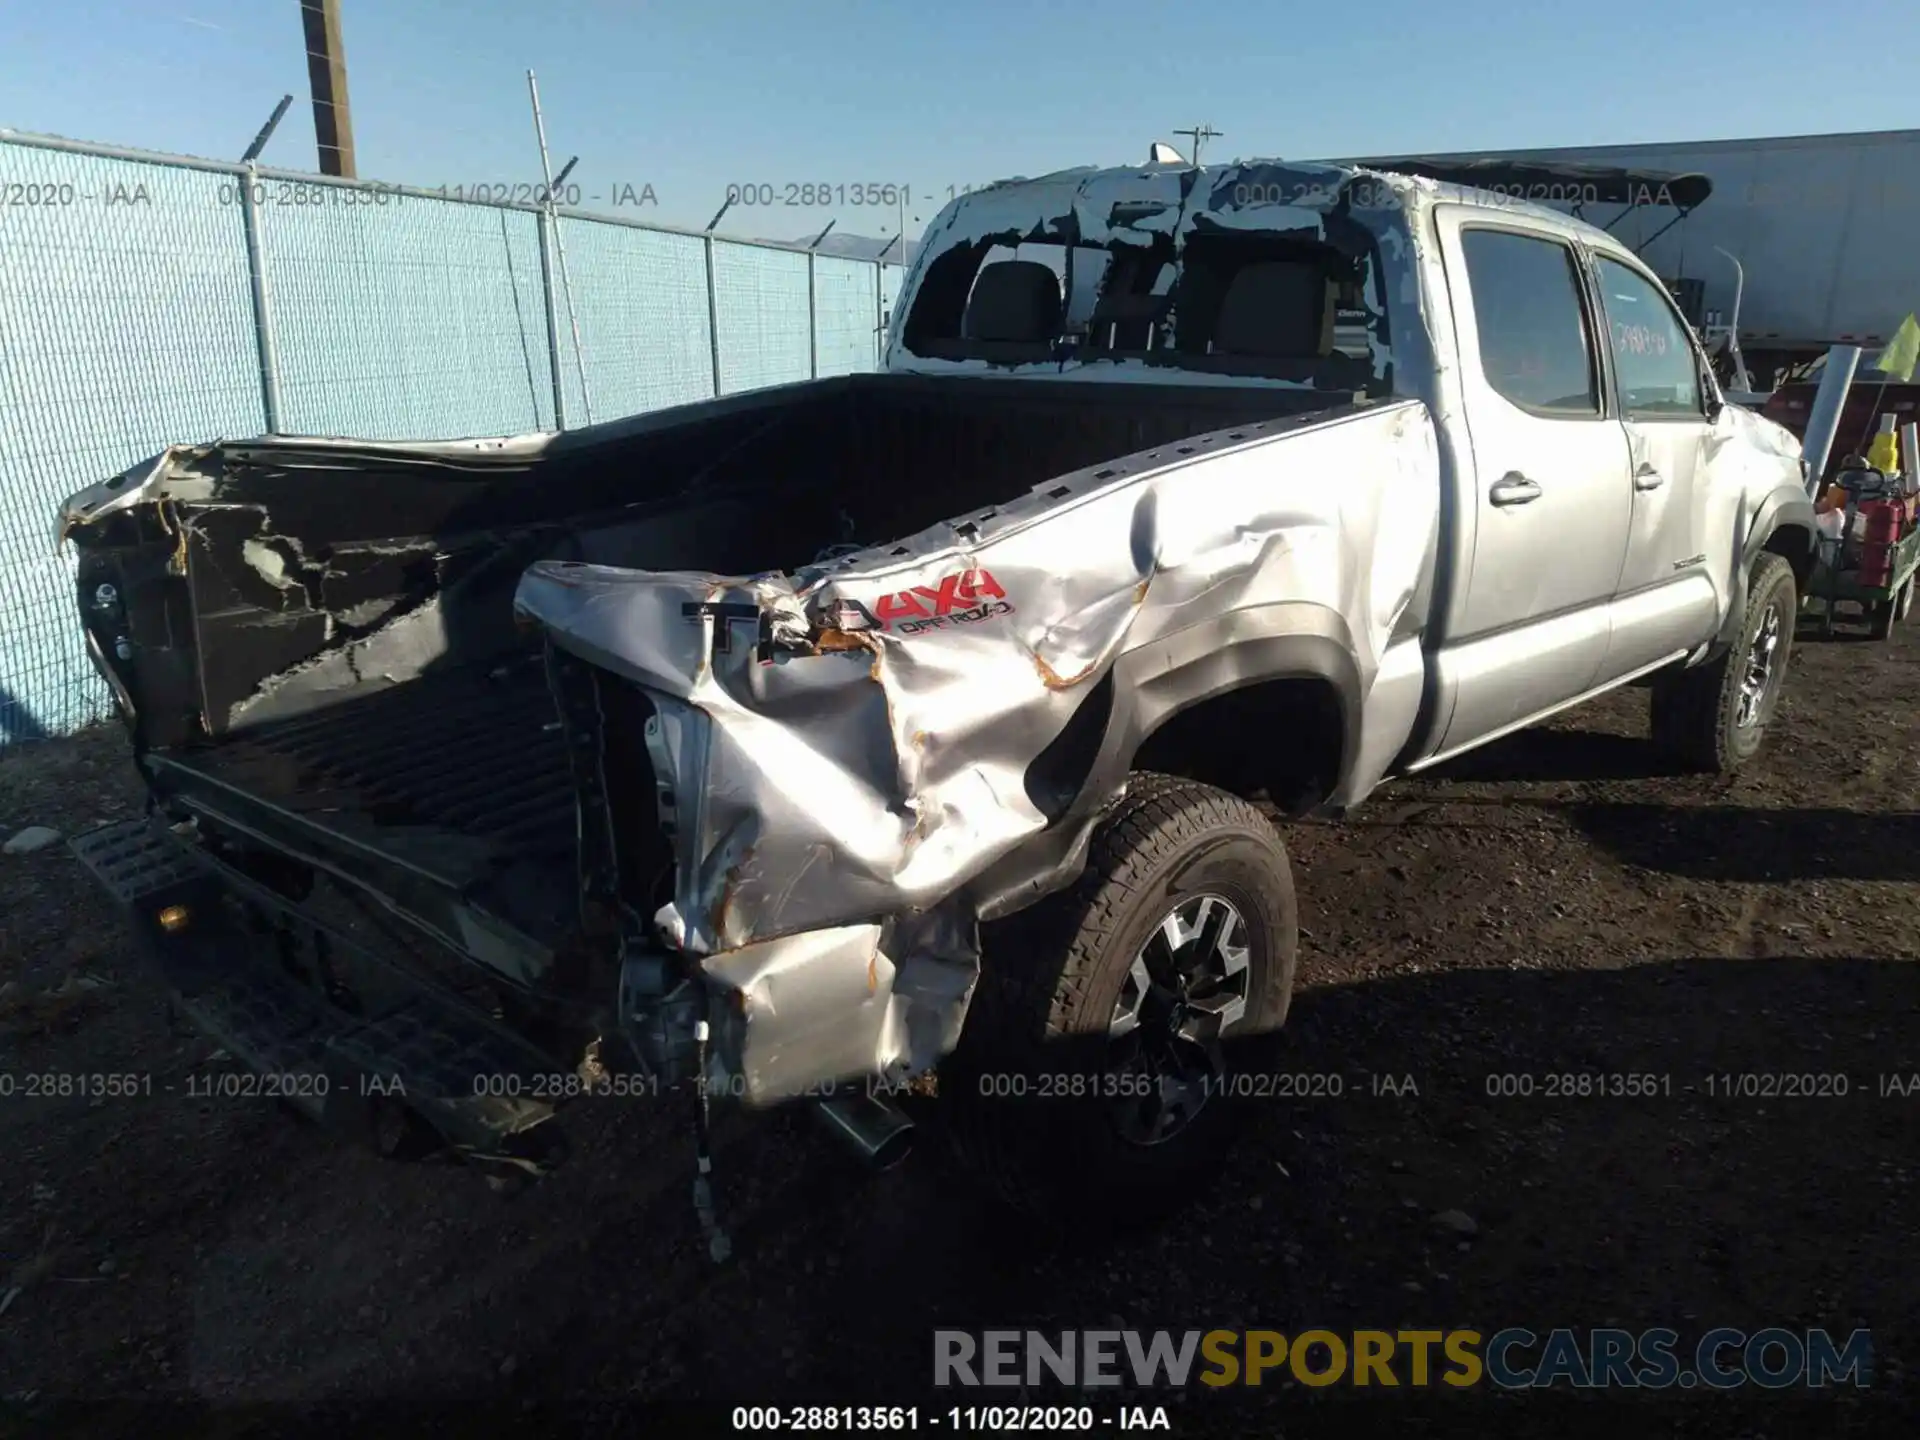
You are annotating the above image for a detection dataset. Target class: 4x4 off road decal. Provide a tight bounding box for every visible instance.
[858,568,1015,635]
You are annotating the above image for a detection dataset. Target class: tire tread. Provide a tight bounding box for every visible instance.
[944,773,1287,1214]
[1652,552,1796,773]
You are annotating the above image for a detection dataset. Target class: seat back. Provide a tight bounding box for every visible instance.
[1213,261,1335,359]
[958,260,1062,362]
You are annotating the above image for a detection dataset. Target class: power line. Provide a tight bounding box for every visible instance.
[1173,123,1222,167]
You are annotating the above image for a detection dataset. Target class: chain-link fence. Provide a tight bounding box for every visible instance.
[0,130,907,746]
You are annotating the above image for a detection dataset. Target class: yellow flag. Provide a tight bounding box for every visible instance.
[1875,313,1920,382]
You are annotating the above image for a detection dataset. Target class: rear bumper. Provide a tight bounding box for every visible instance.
[71,819,570,1174]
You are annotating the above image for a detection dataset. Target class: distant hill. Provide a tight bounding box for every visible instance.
[757,232,922,265]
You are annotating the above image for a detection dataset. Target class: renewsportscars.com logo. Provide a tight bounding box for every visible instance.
[933,1327,1873,1391]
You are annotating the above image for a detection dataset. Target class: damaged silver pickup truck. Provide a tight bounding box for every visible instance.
[63,159,1815,1231]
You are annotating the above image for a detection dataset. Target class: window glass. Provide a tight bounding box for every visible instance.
[1596,257,1701,417]
[1459,229,1598,415]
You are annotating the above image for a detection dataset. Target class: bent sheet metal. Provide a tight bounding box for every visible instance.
[515,395,1440,1098]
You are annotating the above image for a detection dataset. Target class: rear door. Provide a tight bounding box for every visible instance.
[1587,250,1722,683]
[1429,210,1635,753]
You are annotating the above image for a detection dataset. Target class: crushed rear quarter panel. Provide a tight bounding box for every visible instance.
[514,398,1440,1091]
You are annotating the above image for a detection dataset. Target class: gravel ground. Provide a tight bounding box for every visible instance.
[1,615,1917,1438]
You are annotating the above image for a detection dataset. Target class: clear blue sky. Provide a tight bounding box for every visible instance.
[4,0,1917,238]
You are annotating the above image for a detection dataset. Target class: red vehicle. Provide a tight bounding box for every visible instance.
[1762,374,1920,482]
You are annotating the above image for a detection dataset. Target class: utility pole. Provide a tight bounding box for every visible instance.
[1173,123,1222,167]
[299,0,357,177]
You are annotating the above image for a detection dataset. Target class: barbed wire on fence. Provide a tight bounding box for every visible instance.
[0,128,909,745]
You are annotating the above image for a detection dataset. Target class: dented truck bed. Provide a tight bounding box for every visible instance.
[67,159,1811,1193]
[60,368,1356,1118]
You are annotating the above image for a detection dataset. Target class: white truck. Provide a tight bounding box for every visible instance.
[63,158,1815,1228]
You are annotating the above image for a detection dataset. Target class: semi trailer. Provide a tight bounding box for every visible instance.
[1344,128,1920,390]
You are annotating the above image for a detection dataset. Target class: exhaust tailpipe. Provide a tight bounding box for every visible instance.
[814,1090,915,1170]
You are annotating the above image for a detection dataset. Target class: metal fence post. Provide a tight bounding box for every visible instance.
[705,234,724,397]
[807,248,819,380]
[535,208,567,430]
[238,161,284,433]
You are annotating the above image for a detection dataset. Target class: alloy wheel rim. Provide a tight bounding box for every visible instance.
[1105,893,1251,1146]
[1735,605,1782,730]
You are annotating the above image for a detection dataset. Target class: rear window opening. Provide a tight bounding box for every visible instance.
[973,242,1114,337]
[901,230,1386,392]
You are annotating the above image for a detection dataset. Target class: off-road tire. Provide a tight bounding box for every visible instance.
[941,773,1297,1223]
[1650,552,1797,773]
[1898,578,1915,623]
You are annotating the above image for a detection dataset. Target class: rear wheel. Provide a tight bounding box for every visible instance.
[941,774,1297,1221]
[1869,593,1897,641]
[1650,552,1796,773]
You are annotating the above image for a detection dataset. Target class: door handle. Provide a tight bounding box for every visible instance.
[1634,464,1665,491]
[1489,473,1542,506]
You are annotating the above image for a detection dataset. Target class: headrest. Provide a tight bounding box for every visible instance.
[962,260,1062,343]
[1213,261,1333,358]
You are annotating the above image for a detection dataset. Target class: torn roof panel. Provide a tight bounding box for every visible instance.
[899,155,1593,285]
[916,161,1375,257]
[887,159,1437,391]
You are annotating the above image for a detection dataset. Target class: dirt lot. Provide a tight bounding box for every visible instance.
[2,615,1917,1438]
